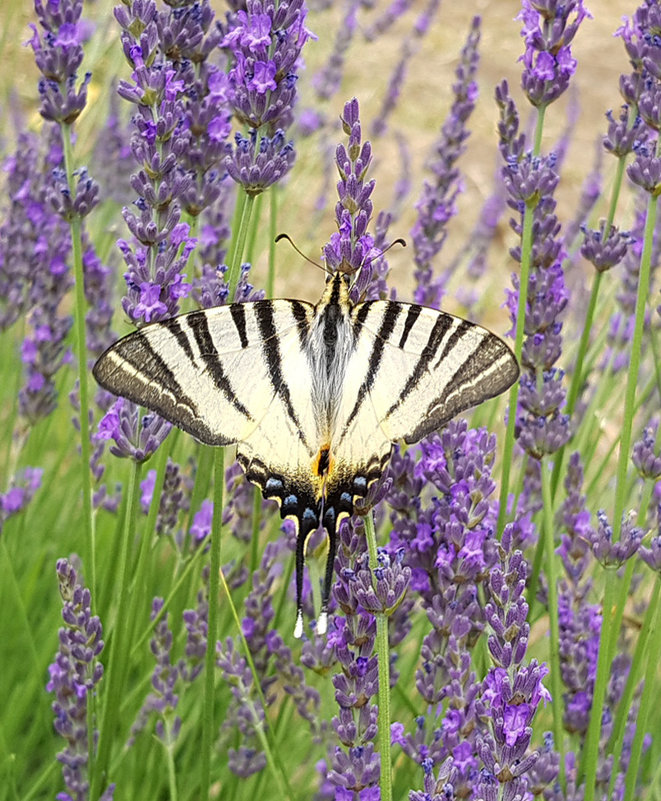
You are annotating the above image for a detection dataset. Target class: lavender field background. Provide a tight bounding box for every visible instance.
[2,1,661,800]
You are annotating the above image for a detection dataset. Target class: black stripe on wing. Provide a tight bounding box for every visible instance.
[433,320,473,369]
[340,301,402,436]
[429,335,518,415]
[229,303,249,349]
[185,313,253,420]
[291,300,312,349]
[407,334,519,443]
[94,331,192,409]
[383,312,454,419]
[255,302,310,449]
[398,304,422,349]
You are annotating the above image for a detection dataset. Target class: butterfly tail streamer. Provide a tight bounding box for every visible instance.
[293,509,321,639]
[319,506,341,637]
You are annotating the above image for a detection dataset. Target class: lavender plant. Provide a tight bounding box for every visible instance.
[2,2,661,801]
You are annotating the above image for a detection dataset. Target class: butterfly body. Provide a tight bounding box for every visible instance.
[94,270,518,637]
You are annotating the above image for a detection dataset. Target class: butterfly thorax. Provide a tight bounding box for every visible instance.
[308,273,354,449]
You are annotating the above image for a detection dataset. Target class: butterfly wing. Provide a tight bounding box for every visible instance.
[328,299,519,495]
[93,299,317,450]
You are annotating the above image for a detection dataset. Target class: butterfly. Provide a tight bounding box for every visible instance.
[93,268,518,637]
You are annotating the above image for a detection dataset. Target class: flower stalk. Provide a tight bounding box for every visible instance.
[365,512,392,801]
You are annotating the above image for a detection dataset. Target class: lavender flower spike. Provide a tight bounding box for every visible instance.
[223,0,312,193]
[28,0,91,125]
[475,530,551,797]
[95,397,171,462]
[47,559,113,801]
[114,0,197,325]
[412,16,481,309]
[518,0,591,108]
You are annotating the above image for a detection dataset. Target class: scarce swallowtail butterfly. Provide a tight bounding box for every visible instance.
[93,268,518,638]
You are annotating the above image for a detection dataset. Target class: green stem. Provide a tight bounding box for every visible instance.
[250,487,262,575]
[201,446,224,801]
[245,191,263,266]
[532,104,547,155]
[581,569,617,799]
[606,559,644,801]
[564,272,603,419]
[607,483,654,799]
[125,432,175,647]
[185,444,214,535]
[226,193,256,300]
[611,181,658,542]
[218,568,294,801]
[540,462,564,779]
[164,732,179,801]
[551,149,629,500]
[623,580,661,801]
[61,123,95,602]
[364,513,392,801]
[526,522,544,622]
[92,459,142,800]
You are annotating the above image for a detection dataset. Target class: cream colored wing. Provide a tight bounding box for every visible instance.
[93,299,317,450]
[328,298,518,493]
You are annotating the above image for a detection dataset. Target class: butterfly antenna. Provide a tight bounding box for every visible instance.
[367,237,406,265]
[275,233,330,276]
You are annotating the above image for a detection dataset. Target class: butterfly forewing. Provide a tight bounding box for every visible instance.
[93,299,316,448]
[337,299,519,447]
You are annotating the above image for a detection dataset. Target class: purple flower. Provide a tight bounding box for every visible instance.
[48,166,99,221]
[223,0,311,132]
[181,580,209,684]
[517,0,590,107]
[557,453,594,585]
[0,126,75,421]
[384,420,500,794]
[580,219,633,273]
[47,559,110,800]
[627,144,661,195]
[364,0,413,41]
[28,0,91,124]
[312,1,357,101]
[632,421,661,480]
[605,207,647,372]
[370,2,443,138]
[140,460,192,544]
[321,98,380,302]
[322,519,380,797]
[95,397,171,462]
[349,548,411,616]
[639,534,661,574]
[603,107,648,158]
[163,6,230,221]
[588,511,643,567]
[216,637,268,777]
[498,82,570,470]
[129,598,181,747]
[114,0,207,324]
[189,499,213,544]
[0,468,43,533]
[224,129,296,196]
[475,531,551,795]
